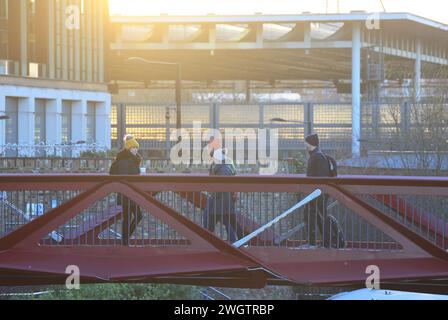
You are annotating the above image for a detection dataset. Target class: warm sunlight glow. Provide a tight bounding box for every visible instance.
[108,0,448,24]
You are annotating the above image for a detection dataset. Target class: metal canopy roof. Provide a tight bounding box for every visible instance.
[109,12,448,82]
[111,12,448,31]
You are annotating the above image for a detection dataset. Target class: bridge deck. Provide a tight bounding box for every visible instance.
[0,174,447,289]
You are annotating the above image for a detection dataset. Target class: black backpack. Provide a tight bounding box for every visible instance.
[324,154,338,177]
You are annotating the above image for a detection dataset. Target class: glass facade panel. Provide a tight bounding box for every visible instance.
[5,97,18,157]
[86,102,96,143]
[34,99,46,142]
[34,99,46,156]
[111,104,118,148]
[61,101,72,144]
[110,104,117,126]
[61,101,73,157]
[111,127,118,148]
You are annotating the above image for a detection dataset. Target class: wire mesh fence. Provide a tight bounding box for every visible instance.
[1,187,431,251]
[111,102,353,155]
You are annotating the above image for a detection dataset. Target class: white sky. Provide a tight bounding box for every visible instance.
[109,0,448,24]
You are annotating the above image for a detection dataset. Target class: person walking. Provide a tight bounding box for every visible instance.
[304,134,345,248]
[110,134,143,245]
[203,149,243,242]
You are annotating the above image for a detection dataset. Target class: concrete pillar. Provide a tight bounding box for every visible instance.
[245,80,250,103]
[304,103,314,137]
[95,97,111,149]
[46,99,62,145]
[352,22,362,158]
[415,37,422,102]
[117,103,126,149]
[213,103,220,130]
[255,23,263,48]
[304,22,311,44]
[18,97,35,156]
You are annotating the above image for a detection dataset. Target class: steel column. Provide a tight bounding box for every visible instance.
[352,22,362,158]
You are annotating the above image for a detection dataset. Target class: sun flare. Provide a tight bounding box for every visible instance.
[108,0,448,25]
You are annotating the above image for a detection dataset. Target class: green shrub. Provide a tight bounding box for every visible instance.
[27,283,200,300]
[291,151,307,174]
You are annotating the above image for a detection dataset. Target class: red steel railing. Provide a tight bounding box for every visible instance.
[0,174,447,289]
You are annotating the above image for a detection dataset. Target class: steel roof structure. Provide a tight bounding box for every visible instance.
[109,12,448,157]
[110,12,448,81]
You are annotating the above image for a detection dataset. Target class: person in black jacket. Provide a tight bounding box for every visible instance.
[203,149,243,242]
[306,134,330,178]
[304,134,345,248]
[110,134,143,245]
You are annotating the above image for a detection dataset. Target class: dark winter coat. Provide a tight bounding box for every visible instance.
[110,149,142,175]
[306,147,330,177]
[209,163,237,176]
[110,149,142,207]
[207,163,237,216]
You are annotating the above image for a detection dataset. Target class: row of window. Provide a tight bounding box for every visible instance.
[4,97,97,146]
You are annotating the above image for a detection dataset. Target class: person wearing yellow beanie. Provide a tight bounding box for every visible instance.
[111,134,142,173]
[109,134,143,245]
[125,136,140,151]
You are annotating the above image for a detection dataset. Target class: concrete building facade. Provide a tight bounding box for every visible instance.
[0,0,111,156]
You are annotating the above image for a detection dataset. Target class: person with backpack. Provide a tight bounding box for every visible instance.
[304,134,345,248]
[109,134,143,245]
[203,149,243,242]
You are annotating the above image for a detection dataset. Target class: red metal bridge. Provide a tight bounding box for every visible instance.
[0,174,447,292]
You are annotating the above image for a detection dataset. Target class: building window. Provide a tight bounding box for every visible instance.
[34,99,46,143]
[61,101,72,157]
[61,101,72,143]
[27,0,37,63]
[5,97,18,157]
[86,102,96,143]
[34,99,46,156]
